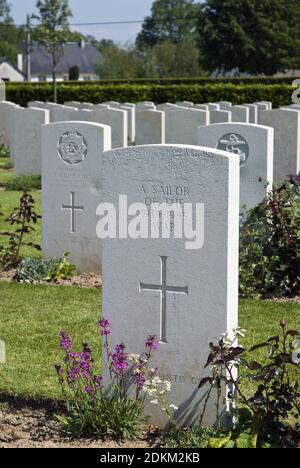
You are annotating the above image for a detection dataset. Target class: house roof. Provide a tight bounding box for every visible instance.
[0,58,26,78]
[24,42,102,75]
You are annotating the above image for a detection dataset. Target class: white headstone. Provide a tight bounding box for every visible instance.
[136,102,156,110]
[12,107,50,175]
[210,109,232,124]
[0,101,20,153]
[42,121,111,273]
[64,101,81,107]
[216,102,232,109]
[102,144,240,427]
[259,109,300,180]
[157,103,180,112]
[110,104,136,144]
[68,108,127,149]
[198,123,274,212]
[0,339,6,364]
[206,103,220,110]
[165,108,209,144]
[176,101,194,107]
[0,80,6,102]
[231,105,250,123]
[135,109,165,145]
[243,104,258,124]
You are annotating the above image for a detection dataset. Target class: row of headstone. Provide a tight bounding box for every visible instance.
[0,99,298,188]
[0,101,50,175]
[41,119,240,427]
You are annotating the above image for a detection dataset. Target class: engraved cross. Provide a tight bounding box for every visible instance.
[140,256,188,343]
[62,192,84,234]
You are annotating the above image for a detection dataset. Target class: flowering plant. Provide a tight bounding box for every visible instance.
[239,178,300,297]
[199,321,300,448]
[55,319,178,439]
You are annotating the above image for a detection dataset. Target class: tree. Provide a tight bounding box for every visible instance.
[68,65,79,80]
[199,0,300,76]
[33,0,73,101]
[0,1,24,65]
[0,42,18,64]
[0,0,13,23]
[96,42,145,80]
[96,39,204,80]
[144,38,204,77]
[136,0,200,50]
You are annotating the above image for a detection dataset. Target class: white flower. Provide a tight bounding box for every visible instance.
[292,352,300,364]
[292,339,300,364]
[292,339,300,350]
[233,327,246,339]
[169,404,178,411]
[129,354,140,363]
[150,399,159,405]
[164,380,172,392]
[152,376,162,385]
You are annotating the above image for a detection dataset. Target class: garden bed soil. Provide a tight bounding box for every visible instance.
[0,398,158,449]
[0,270,102,288]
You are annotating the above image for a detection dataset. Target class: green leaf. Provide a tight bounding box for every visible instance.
[208,433,232,449]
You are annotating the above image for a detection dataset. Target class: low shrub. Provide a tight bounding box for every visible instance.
[0,143,10,158]
[55,323,161,439]
[199,321,300,448]
[5,175,41,192]
[14,254,75,283]
[0,158,13,170]
[240,176,300,297]
[0,192,41,270]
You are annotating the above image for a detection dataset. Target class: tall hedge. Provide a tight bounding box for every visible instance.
[6,82,295,108]
[7,76,300,86]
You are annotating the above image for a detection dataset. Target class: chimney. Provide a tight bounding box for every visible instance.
[17,54,23,72]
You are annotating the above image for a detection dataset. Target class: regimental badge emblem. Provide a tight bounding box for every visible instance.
[57,131,88,165]
[217,133,249,166]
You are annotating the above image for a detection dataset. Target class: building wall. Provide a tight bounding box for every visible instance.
[0,63,24,82]
[31,73,99,82]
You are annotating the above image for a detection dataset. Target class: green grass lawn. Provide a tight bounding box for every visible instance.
[0,281,298,401]
[0,190,42,258]
[0,282,101,400]
[0,171,15,187]
[0,157,13,171]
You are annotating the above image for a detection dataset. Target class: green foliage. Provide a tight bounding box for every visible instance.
[68,65,79,81]
[8,76,300,86]
[0,41,19,65]
[14,254,75,283]
[97,38,203,80]
[200,323,300,448]
[0,1,25,65]
[0,158,13,170]
[54,325,156,440]
[136,0,200,50]
[199,0,300,75]
[0,0,13,23]
[0,192,41,269]
[240,178,300,297]
[45,253,75,281]
[0,143,10,158]
[97,42,145,80]
[5,175,41,191]
[33,0,73,101]
[57,393,146,440]
[6,82,295,108]
[142,38,203,78]
[162,426,222,448]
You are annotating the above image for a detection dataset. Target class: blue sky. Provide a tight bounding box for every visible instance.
[10,0,154,44]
